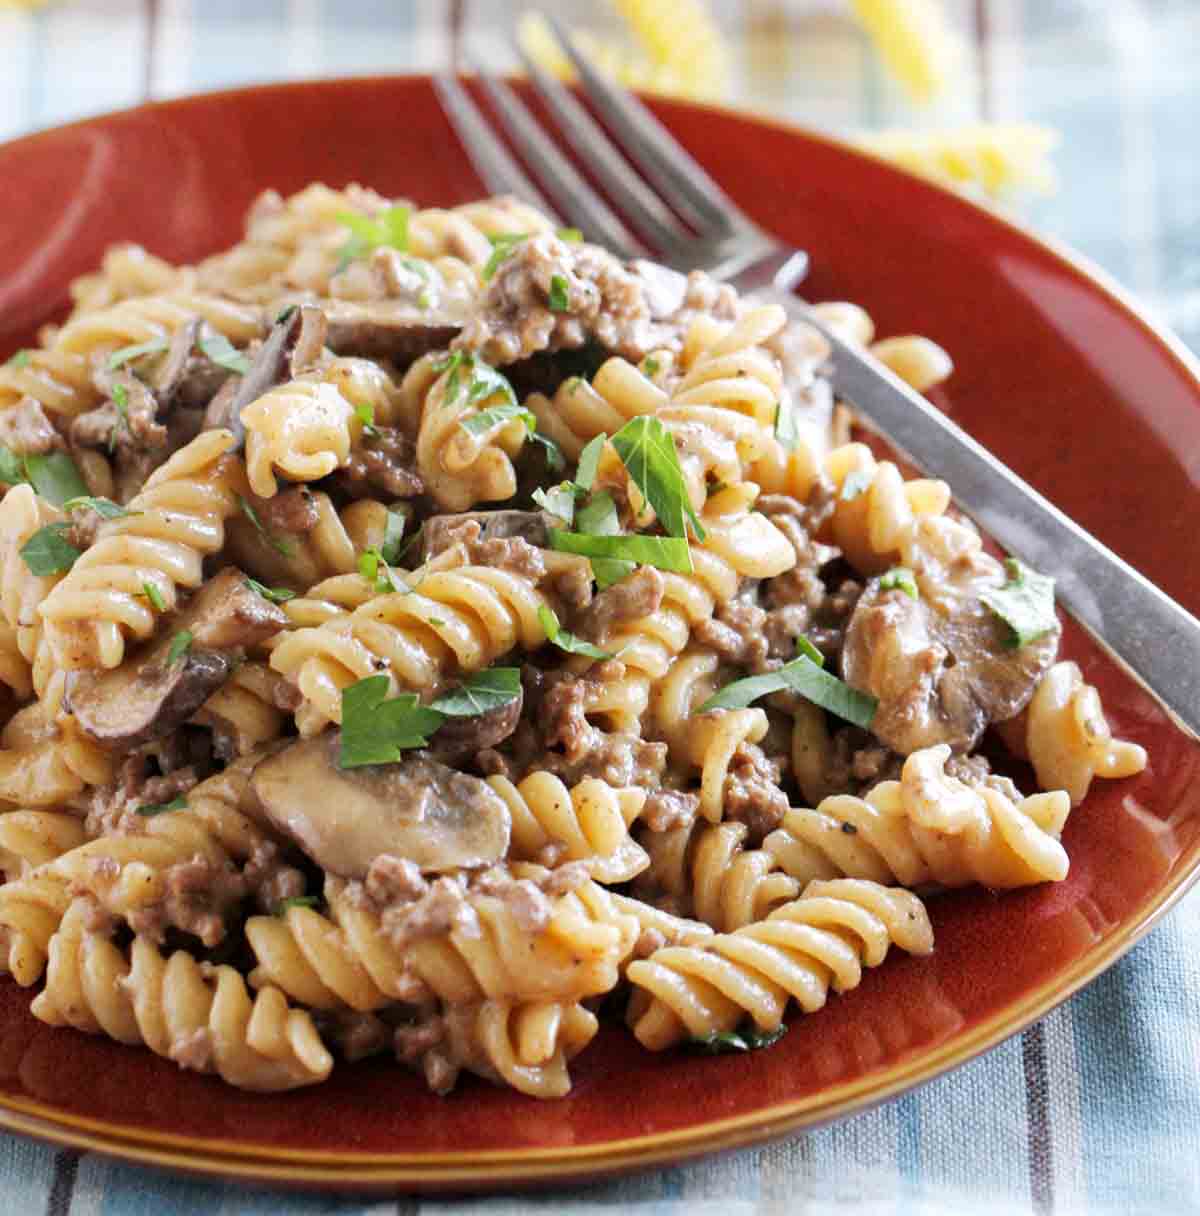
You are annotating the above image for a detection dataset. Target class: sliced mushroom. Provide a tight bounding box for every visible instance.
[321,301,465,360]
[66,568,288,749]
[288,304,328,377]
[422,509,554,561]
[842,536,1061,755]
[213,306,305,446]
[249,735,511,876]
[152,318,203,406]
[429,687,523,762]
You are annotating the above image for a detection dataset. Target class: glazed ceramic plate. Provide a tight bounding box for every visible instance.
[1,77,1198,1192]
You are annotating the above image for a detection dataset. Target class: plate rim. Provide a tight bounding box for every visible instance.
[3,74,1200,1191]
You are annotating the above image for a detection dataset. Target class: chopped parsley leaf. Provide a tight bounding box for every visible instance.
[430,667,521,717]
[244,577,296,604]
[166,630,193,665]
[548,274,570,312]
[610,415,704,541]
[879,567,919,599]
[537,604,611,660]
[19,523,81,575]
[482,232,530,280]
[141,581,167,611]
[980,558,1057,648]
[238,495,297,557]
[700,652,876,728]
[107,338,169,370]
[136,794,187,817]
[24,451,89,506]
[62,495,135,520]
[338,675,445,768]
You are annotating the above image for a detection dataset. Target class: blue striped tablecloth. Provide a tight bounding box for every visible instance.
[1,2,1199,1213]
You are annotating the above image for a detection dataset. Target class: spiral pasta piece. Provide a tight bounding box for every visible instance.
[765,744,1073,891]
[33,901,331,1091]
[443,999,598,1100]
[245,873,636,1012]
[626,878,934,1050]
[415,359,528,511]
[999,661,1148,806]
[242,379,358,497]
[489,772,649,884]
[66,244,190,315]
[0,811,87,881]
[639,817,799,932]
[192,661,289,757]
[40,429,248,670]
[270,564,552,733]
[0,702,114,809]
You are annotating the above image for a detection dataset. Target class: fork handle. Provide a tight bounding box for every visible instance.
[747,283,1200,741]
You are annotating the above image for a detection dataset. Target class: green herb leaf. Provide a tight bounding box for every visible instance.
[689,1023,788,1055]
[24,451,89,506]
[276,895,321,916]
[0,446,28,487]
[794,635,825,667]
[244,577,296,604]
[980,558,1057,648]
[537,604,611,659]
[610,415,705,541]
[62,495,134,520]
[430,667,521,717]
[879,566,919,600]
[482,232,530,279]
[107,338,169,370]
[774,394,802,451]
[335,205,412,269]
[354,401,378,436]
[549,528,693,575]
[575,490,620,537]
[141,581,167,611]
[166,630,193,665]
[339,675,445,768]
[532,483,578,526]
[700,654,876,728]
[575,434,605,491]
[109,382,129,453]
[590,557,636,589]
[556,226,583,243]
[136,794,187,817]
[275,304,298,325]
[527,431,565,472]
[19,523,81,575]
[5,350,31,369]
[198,333,252,375]
[358,546,407,593]
[237,495,297,557]
[548,274,570,312]
[840,468,874,501]
[380,508,407,565]
[459,402,536,439]
[641,355,661,377]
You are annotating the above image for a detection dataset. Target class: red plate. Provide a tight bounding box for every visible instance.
[1,77,1198,1192]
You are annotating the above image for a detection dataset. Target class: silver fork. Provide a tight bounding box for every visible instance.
[433,18,1200,740]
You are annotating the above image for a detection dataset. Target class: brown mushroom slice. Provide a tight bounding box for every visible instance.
[321,301,466,360]
[250,735,511,876]
[843,573,1060,756]
[65,569,288,749]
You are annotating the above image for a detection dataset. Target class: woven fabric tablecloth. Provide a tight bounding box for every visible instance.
[1,2,1199,1213]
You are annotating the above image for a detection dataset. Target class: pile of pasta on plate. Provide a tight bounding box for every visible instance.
[0,186,1146,1097]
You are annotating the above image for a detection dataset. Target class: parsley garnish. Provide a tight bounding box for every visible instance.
[109,382,130,453]
[688,1024,788,1055]
[62,495,134,520]
[274,305,298,325]
[429,668,521,717]
[338,676,445,768]
[610,416,705,541]
[434,351,519,412]
[575,433,605,491]
[537,604,611,659]
[166,630,193,665]
[136,794,187,817]
[459,402,537,440]
[482,232,530,280]
[380,508,407,565]
[980,558,1057,648]
[774,394,803,451]
[532,483,578,526]
[237,495,297,558]
[700,647,877,728]
[879,567,919,599]
[548,274,570,312]
[549,529,692,575]
[358,547,407,594]
[354,401,378,436]
[840,469,874,501]
[108,338,169,370]
[19,524,81,575]
[276,895,321,916]
[141,581,167,611]
[336,205,412,269]
[642,356,660,377]
[527,431,565,472]
[24,451,89,506]
[0,446,27,487]
[245,577,296,604]
[198,333,251,375]
[5,350,31,369]
[570,488,634,588]
[556,226,583,243]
